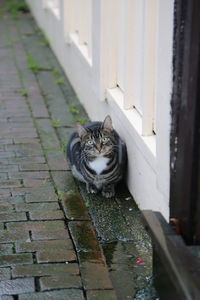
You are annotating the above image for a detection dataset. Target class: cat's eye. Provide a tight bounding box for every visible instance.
[86,140,94,145]
[101,137,109,143]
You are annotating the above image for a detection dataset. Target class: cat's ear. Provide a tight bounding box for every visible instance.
[102,115,113,132]
[76,123,88,138]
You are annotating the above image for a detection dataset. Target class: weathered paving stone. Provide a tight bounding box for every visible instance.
[35,119,60,150]
[56,127,74,144]
[29,210,64,220]
[5,144,43,157]
[69,221,101,252]
[0,166,18,174]
[8,156,45,165]
[86,290,118,300]
[0,189,12,198]
[37,71,74,126]
[51,171,79,195]
[0,212,27,222]
[7,220,66,232]
[0,268,11,280]
[39,275,82,291]
[18,289,84,300]
[1,296,14,300]
[19,163,49,171]
[0,196,24,204]
[36,249,76,263]
[11,187,33,196]
[13,137,40,144]
[0,173,8,179]
[16,239,73,252]
[0,244,13,255]
[0,231,30,243]
[0,203,14,212]
[0,152,15,158]
[45,151,68,171]
[9,171,50,179]
[0,180,22,188]
[25,189,57,202]
[62,194,90,220]
[78,251,113,290]
[0,253,33,267]
[23,179,49,188]
[12,263,79,278]
[0,278,35,295]
[31,229,69,240]
[15,202,59,212]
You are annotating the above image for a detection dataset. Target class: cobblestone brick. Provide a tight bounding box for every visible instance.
[36,249,76,263]
[9,171,50,180]
[0,173,8,179]
[51,171,78,194]
[0,278,35,295]
[35,119,60,150]
[8,156,45,165]
[23,179,49,188]
[0,253,33,267]
[0,231,30,243]
[86,290,118,300]
[0,268,11,280]
[12,263,79,277]
[0,203,14,212]
[29,210,64,220]
[0,212,27,222]
[16,239,73,252]
[62,194,90,220]
[78,251,113,290]
[18,289,84,300]
[0,152,15,158]
[1,295,14,300]
[31,229,69,240]
[0,180,22,188]
[6,144,43,157]
[0,189,12,198]
[7,220,65,232]
[0,165,18,172]
[19,164,49,171]
[69,221,101,252]
[0,244,13,255]
[15,202,59,212]
[39,275,82,291]
[25,189,57,202]
[46,152,69,171]
[0,196,24,204]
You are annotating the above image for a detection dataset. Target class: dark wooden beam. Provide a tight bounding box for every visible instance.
[170,0,200,244]
[142,210,200,299]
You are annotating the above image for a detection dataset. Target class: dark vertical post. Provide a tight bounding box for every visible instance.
[170,0,200,244]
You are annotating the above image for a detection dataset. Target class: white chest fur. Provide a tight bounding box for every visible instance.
[89,157,109,175]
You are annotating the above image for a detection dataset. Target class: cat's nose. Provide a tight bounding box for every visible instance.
[96,145,101,152]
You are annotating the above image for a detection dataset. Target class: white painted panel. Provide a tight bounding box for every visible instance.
[26,0,174,220]
[124,0,144,111]
[141,0,158,136]
[117,0,125,92]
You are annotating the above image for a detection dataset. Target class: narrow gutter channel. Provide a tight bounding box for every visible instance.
[78,182,158,299]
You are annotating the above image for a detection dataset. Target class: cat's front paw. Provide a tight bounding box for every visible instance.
[102,185,115,198]
[86,183,98,194]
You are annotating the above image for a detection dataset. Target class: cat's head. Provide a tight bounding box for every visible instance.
[77,115,115,157]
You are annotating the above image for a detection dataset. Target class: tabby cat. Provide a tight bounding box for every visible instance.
[67,115,127,198]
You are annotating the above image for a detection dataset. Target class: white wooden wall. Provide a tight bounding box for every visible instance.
[26,0,174,220]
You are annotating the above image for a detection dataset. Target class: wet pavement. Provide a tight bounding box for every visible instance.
[0,1,156,299]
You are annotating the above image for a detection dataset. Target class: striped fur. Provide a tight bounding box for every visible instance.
[67,115,127,198]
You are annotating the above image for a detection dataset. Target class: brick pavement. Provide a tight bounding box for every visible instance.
[0,3,117,299]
